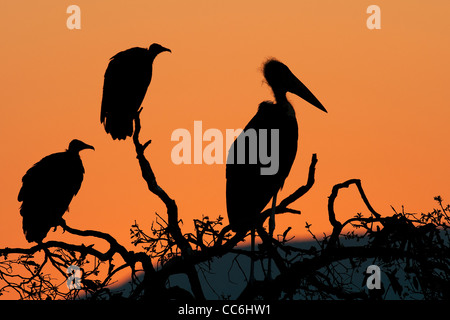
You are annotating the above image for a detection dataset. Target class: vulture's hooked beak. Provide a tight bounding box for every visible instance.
[84,144,95,151]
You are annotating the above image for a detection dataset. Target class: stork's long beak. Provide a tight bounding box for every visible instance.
[288,76,327,113]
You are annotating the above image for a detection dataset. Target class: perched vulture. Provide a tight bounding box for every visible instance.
[100,43,171,140]
[18,139,94,243]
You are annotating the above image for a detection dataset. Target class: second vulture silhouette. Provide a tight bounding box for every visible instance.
[100,43,171,140]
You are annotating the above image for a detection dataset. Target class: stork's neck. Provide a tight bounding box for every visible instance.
[273,90,287,105]
[273,91,295,117]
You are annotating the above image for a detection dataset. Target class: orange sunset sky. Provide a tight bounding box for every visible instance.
[1,0,449,284]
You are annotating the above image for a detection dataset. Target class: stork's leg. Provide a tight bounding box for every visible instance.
[269,192,277,237]
[250,228,255,284]
[267,192,277,280]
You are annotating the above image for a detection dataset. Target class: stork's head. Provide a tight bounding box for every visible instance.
[263,59,327,113]
[68,139,95,153]
[148,43,172,55]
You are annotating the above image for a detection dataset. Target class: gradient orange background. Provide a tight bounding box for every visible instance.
[1,0,449,297]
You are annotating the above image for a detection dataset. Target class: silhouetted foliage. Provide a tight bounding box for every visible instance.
[1,111,449,300]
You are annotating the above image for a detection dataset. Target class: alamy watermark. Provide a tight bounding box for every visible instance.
[65,5,380,30]
[171,121,280,175]
[66,265,82,290]
[367,5,381,30]
[366,265,382,290]
[66,5,81,30]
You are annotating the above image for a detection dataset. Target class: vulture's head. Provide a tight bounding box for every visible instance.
[148,43,172,55]
[68,139,95,153]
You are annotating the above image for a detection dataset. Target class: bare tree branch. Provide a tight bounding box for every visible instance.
[132,111,205,300]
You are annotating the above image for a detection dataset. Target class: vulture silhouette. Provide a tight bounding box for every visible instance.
[18,139,94,243]
[100,43,171,140]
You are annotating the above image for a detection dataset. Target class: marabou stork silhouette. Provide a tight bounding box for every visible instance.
[18,139,94,243]
[100,43,171,140]
[226,59,327,280]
